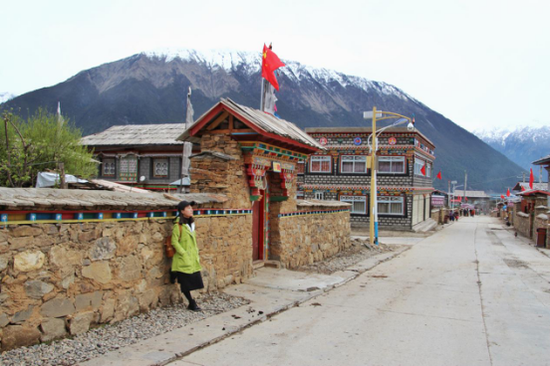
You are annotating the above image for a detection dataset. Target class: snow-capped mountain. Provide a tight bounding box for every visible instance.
[474,126,550,172]
[0,92,15,104]
[1,48,525,192]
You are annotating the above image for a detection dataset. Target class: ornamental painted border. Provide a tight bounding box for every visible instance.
[278,208,350,218]
[0,209,253,226]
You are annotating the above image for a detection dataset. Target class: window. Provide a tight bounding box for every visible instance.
[378,156,405,174]
[426,163,431,178]
[340,195,367,214]
[414,159,425,176]
[296,160,305,175]
[315,191,324,200]
[153,158,169,178]
[310,156,331,173]
[378,196,404,215]
[102,158,116,177]
[341,155,367,173]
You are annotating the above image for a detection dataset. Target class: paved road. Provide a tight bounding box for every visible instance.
[171,216,550,366]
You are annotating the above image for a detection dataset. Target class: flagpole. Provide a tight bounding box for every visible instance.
[260,78,266,112]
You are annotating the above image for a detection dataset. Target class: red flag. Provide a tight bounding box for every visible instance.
[465,196,468,201]
[529,168,534,189]
[521,186,526,192]
[506,188,510,197]
[436,171,442,180]
[501,194,504,199]
[420,163,426,176]
[262,44,285,91]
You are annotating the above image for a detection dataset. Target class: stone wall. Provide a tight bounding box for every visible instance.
[269,207,350,269]
[0,212,252,351]
[514,211,531,238]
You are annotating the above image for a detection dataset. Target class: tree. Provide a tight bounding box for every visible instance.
[0,108,97,187]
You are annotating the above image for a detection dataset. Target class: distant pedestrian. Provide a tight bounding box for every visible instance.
[171,200,204,311]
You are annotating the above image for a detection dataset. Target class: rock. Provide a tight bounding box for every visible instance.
[14,250,45,272]
[82,262,112,284]
[89,237,116,261]
[0,256,8,271]
[1,325,41,351]
[99,298,116,323]
[118,256,141,281]
[138,289,157,311]
[69,311,94,335]
[11,305,34,324]
[11,226,42,237]
[40,317,67,342]
[117,234,139,256]
[61,273,75,289]
[41,298,75,318]
[24,280,55,299]
[0,313,9,327]
[75,291,103,311]
[49,245,83,276]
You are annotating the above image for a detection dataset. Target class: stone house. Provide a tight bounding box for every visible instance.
[0,98,353,351]
[81,124,190,192]
[178,98,350,264]
[301,127,435,231]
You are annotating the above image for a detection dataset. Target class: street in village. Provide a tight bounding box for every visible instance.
[168,216,550,366]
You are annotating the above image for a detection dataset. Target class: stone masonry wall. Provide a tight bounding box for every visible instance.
[269,210,351,269]
[514,211,531,238]
[191,134,251,209]
[0,213,252,351]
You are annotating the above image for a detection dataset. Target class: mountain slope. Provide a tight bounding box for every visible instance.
[1,49,525,192]
[474,126,550,174]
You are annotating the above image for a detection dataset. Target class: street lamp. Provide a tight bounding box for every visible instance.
[363,107,415,246]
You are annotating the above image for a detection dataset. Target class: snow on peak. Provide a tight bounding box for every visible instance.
[142,48,413,101]
[0,92,16,104]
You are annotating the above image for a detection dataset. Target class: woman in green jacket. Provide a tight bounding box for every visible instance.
[171,200,204,311]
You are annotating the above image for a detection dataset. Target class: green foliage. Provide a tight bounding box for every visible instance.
[0,108,96,187]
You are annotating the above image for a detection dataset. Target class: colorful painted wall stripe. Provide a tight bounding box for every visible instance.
[0,209,253,226]
[278,208,349,218]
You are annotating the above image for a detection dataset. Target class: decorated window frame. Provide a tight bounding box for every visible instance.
[340,155,367,174]
[378,196,404,215]
[340,195,367,215]
[152,158,170,178]
[378,156,406,174]
[101,158,116,177]
[310,155,332,173]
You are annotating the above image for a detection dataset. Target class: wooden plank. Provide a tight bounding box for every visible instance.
[206,112,229,131]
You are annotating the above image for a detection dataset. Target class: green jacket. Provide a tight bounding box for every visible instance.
[171,219,202,274]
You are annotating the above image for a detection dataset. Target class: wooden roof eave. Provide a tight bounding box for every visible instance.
[179,101,323,155]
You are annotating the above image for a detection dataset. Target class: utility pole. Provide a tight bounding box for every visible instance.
[464,170,467,204]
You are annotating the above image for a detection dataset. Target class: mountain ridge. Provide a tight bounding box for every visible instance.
[1,49,525,193]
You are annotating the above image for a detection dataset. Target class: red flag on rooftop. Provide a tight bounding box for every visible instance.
[436,171,442,180]
[506,188,510,197]
[521,186,526,192]
[501,194,504,199]
[529,168,534,189]
[262,44,285,91]
[420,163,426,176]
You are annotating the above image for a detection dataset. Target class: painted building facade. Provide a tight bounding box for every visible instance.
[81,124,189,191]
[300,127,436,230]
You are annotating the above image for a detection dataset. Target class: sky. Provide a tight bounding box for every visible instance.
[1,0,549,132]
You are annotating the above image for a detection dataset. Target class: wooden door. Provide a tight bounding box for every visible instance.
[252,191,265,260]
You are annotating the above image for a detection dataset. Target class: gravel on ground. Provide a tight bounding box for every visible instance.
[0,293,249,366]
[297,237,406,274]
[1,235,407,365]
